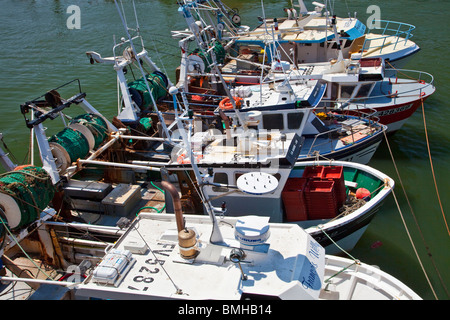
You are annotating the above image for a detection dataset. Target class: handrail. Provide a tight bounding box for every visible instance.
[362,20,416,53]
[349,69,434,104]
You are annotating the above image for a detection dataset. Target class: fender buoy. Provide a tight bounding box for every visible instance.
[219,96,243,110]
[356,188,371,201]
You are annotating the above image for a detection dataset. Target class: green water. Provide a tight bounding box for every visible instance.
[0,0,448,300]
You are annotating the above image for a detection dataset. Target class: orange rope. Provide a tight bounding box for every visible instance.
[421,99,449,236]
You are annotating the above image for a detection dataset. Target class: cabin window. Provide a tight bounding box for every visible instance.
[287,112,304,130]
[328,83,339,100]
[340,85,356,99]
[212,172,228,192]
[356,83,373,98]
[343,39,352,48]
[263,113,284,130]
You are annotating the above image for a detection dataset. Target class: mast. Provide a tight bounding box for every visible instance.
[113,0,173,143]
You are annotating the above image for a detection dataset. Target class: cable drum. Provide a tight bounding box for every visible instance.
[188,41,226,73]
[127,72,169,109]
[48,127,90,173]
[0,165,55,230]
[70,113,109,149]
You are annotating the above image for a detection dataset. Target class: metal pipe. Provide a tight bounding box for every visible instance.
[119,135,182,142]
[0,276,77,287]
[77,159,161,172]
[58,237,111,248]
[161,180,184,232]
[86,132,121,161]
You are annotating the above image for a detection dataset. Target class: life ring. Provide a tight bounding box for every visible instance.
[177,153,204,164]
[219,96,243,110]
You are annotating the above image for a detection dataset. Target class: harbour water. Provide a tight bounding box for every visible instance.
[0,0,448,300]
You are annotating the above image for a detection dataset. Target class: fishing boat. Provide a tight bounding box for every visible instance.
[174,5,434,134]
[6,77,387,253]
[172,0,420,68]
[224,56,435,134]
[163,158,395,254]
[0,0,424,301]
[73,211,421,300]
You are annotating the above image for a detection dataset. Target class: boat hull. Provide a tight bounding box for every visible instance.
[302,198,383,254]
[348,97,430,134]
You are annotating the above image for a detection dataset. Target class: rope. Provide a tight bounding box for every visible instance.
[318,225,359,262]
[318,225,361,285]
[420,99,449,236]
[136,181,166,215]
[389,189,438,299]
[383,130,447,299]
[0,212,55,281]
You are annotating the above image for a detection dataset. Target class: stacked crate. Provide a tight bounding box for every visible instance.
[282,165,347,221]
[281,178,308,221]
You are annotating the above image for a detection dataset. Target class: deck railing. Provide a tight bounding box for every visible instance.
[307,111,383,157]
[362,20,416,53]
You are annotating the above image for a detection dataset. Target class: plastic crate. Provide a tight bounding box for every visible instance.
[322,166,346,207]
[282,178,308,221]
[304,180,338,219]
[302,166,324,180]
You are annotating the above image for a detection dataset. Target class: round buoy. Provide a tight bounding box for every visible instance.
[356,188,371,201]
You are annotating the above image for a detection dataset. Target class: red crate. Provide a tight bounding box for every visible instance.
[282,178,308,221]
[322,166,346,207]
[304,180,338,219]
[302,166,324,180]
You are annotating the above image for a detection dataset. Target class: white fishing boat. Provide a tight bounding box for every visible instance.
[72,210,421,300]
[173,0,420,68]
[163,158,395,254]
[174,2,434,134]
[86,16,386,165]
[222,56,435,134]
